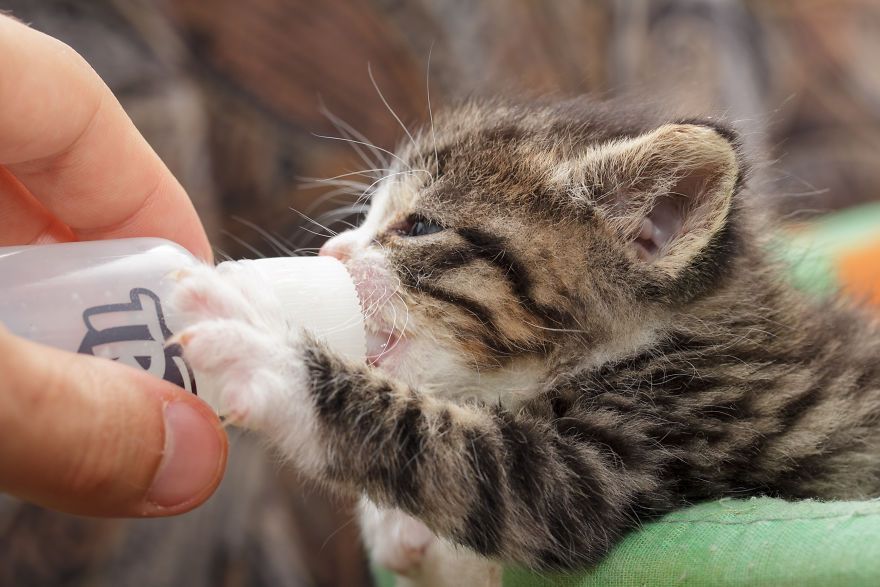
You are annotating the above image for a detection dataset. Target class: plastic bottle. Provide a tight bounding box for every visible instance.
[0,238,366,395]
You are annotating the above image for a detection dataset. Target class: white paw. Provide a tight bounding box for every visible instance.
[166,263,308,430]
[360,501,436,577]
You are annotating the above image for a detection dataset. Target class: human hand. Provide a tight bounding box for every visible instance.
[0,15,227,516]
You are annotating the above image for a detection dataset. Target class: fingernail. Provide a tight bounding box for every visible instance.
[146,401,224,509]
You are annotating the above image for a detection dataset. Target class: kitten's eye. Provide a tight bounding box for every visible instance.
[394,216,446,237]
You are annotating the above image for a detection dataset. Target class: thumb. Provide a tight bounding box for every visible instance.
[0,327,227,517]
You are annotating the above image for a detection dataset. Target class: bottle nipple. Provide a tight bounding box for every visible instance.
[242,257,366,362]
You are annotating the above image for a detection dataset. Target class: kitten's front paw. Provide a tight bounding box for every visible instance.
[168,263,308,429]
[172,319,291,427]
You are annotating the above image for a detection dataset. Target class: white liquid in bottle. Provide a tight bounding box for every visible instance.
[0,238,366,394]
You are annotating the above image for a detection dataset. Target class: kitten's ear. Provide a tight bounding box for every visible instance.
[568,123,741,278]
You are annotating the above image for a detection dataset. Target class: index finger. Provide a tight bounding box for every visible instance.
[0,16,212,261]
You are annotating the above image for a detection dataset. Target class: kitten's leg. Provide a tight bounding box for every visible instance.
[166,262,307,427]
[170,267,652,571]
[289,345,646,570]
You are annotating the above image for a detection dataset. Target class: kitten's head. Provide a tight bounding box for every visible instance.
[320,99,745,403]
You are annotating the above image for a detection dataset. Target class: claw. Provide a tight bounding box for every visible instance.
[166,268,192,282]
[164,331,193,349]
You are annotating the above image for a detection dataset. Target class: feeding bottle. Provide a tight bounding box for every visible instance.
[0,238,366,394]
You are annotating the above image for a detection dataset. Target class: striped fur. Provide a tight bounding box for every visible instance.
[286,99,880,570]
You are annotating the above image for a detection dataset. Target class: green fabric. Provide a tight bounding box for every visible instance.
[372,498,880,586]
[503,498,880,586]
[373,566,396,587]
[774,201,880,296]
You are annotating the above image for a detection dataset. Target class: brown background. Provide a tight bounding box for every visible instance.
[2,1,880,585]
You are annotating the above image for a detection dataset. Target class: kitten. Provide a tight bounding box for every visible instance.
[169,98,880,585]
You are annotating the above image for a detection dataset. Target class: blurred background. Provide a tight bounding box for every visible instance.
[2,0,880,585]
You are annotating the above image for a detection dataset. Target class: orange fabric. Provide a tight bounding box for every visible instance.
[837,238,880,309]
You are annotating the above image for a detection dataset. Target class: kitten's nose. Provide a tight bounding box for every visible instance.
[319,237,353,262]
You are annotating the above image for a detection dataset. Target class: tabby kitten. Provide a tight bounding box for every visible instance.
[169,98,880,582]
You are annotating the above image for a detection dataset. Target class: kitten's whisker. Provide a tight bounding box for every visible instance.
[290,208,340,239]
[298,178,373,192]
[385,293,410,356]
[295,225,337,241]
[298,189,371,223]
[221,229,269,259]
[365,292,394,368]
[391,297,417,343]
[303,193,358,219]
[212,245,233,263]
[352,169,432,210]
[229,215,296,257]
[312,133,412,171]
[291,247,322,256]
[367,63,421,170]
[319,101,389,169]
[301,168,395,183]
[380,295,399,358]
[314,204,370,228]
[425,43,440,177]
[357,284,386,322]
[334,220,360,232]
[318,514,360,555]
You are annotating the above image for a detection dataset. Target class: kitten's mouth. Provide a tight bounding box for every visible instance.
[365,329,404,367]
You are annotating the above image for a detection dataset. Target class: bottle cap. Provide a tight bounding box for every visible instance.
[245,256,366,362]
